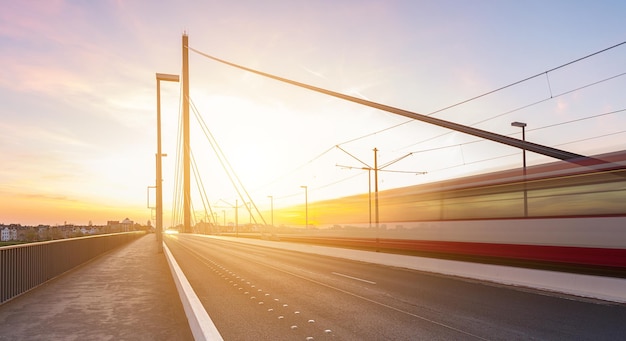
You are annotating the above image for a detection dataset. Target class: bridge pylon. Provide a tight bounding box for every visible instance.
[182,33,191,233]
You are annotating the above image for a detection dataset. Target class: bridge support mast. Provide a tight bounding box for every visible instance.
[182,33,191,233]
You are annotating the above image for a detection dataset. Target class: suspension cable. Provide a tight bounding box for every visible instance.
[188,95,268,226]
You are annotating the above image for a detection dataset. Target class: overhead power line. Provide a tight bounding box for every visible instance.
[409,107,626,154]
[344,41,626,147]
[429,41,626,116]
[398,71,626,151]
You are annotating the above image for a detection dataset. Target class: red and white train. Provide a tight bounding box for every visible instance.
[273,150,626,277]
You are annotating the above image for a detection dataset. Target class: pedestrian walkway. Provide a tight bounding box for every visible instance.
[0,234,193,341]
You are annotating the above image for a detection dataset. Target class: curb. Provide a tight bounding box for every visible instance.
[207,235,626,303]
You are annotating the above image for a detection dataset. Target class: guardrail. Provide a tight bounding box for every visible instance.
[1,232,144,304]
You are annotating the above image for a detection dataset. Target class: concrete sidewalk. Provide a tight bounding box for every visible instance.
[0,234,193,341]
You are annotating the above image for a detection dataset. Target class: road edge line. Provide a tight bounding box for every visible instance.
[163,242,224,341]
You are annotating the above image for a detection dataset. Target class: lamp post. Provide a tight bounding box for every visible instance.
[511,121,528,217]
[156,73,179,252]
[267,195,274,227]
[300,186,308,229]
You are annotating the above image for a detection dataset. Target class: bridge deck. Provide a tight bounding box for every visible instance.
[0,234,193,340]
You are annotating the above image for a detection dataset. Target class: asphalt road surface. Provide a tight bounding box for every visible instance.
[165,234,626,340]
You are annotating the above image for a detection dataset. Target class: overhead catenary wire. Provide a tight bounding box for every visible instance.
[416,120,626,176]
[429,128,626,175]
[339,41,626,147]
[397,71,626,151]
[289,47,626,169]
[408,107,626,156]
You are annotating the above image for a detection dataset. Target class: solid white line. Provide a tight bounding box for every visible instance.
[331,272,377,285]
[163,242,224,341]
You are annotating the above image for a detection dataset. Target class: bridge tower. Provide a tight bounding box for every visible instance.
[182,33,191,233]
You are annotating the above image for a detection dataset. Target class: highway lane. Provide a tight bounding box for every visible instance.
[165,234,626,340]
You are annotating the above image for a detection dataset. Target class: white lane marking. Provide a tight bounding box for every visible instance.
[178,235,486,340]
[331,272,377,285]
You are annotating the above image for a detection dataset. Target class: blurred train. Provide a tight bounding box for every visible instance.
[268,150,626,277]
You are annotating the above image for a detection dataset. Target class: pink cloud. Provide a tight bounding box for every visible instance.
[0,0,66,40]
[0,60,89,95]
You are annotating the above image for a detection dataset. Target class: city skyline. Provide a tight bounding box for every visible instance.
[1,1,625,226]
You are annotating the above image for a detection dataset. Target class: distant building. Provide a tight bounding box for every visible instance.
[121,218,133,230]
[106,218,134,232]
[1,226,18,241]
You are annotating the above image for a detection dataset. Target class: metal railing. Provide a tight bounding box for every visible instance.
[1,232,144,304]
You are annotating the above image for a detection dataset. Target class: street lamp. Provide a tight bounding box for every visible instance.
[267,195,274,227]
[156,73,179,252]
[511,121,528,217]
[300,186,308,229]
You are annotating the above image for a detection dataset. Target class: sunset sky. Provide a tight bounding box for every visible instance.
[1,1,625,227]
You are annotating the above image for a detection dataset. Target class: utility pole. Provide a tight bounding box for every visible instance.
[182,33,191,233]
[336,146,426,249]
[373,148,379,233]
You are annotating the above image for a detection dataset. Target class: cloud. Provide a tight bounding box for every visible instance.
[0,1,66,41]
[0,61,91,96]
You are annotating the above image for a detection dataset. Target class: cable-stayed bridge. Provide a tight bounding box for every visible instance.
[1,34,626,340]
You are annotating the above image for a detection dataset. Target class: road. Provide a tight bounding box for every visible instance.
[165,234,626,340]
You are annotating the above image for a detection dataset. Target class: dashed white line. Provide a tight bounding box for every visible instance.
[331,272,377,284]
